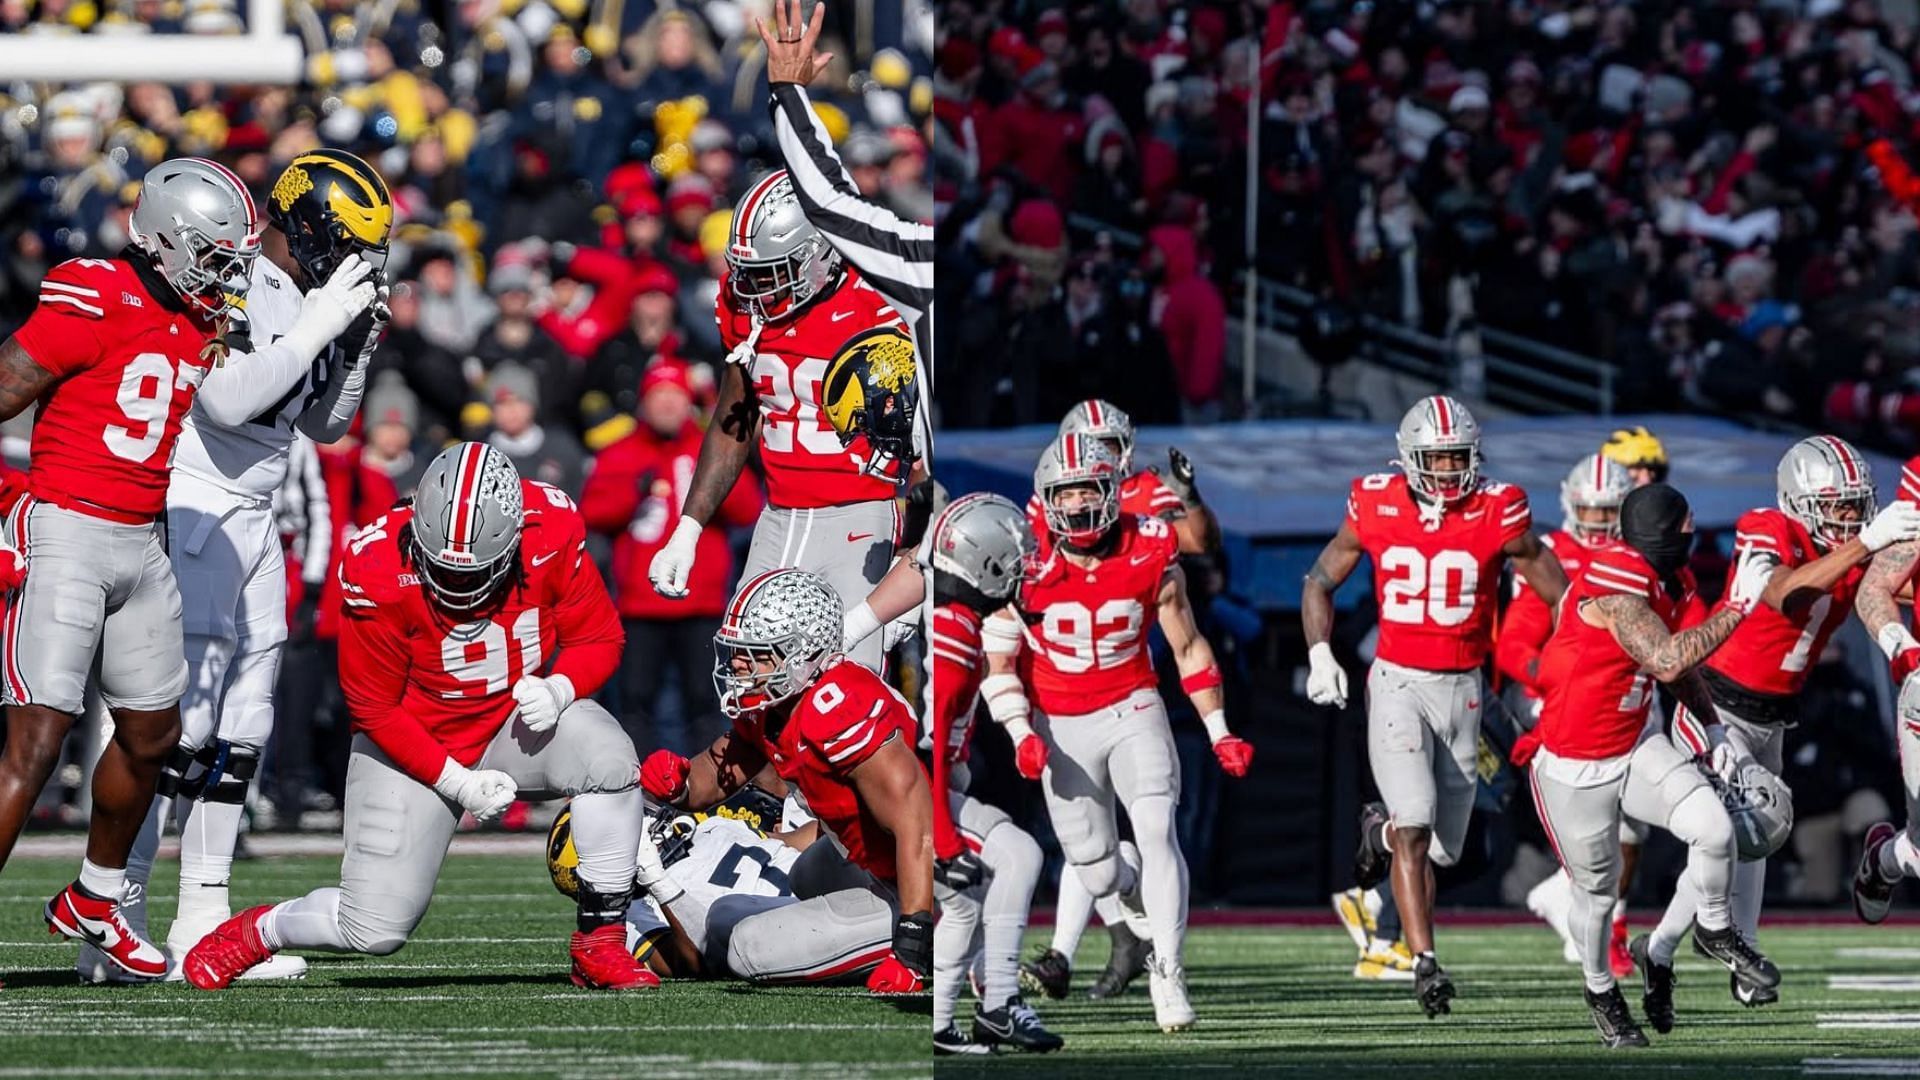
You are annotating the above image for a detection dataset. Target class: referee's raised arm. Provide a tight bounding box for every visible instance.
[755,0,933,324]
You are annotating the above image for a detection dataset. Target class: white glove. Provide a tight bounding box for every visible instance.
[634,819,678,900]
[433,760,518,822]
[1861,501,1920,553]
[1723,548,1775,616]
[1306,642,1349,708]
[283,254,378,363]
[1703,723,1752,781]
[511,673,575,733]
[648,515,704,599]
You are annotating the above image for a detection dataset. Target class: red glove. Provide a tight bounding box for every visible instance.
[1013,734,1048,780]
[0,543,25,592]
[1212,735,1254,777]
[1510,728,1542,768]
[639,749,690,802]
[1894,646,1920,688]
[866,954,927,994]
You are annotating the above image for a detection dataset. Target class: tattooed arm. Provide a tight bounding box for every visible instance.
[1507,531,1569,609]
[1588,592,1744,683]
[680,362,760,526]
[1857,538,1918,640]
[1301,524,1365,647]
[0,338,57,423]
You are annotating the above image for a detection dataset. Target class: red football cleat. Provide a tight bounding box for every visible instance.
[182,905,277,990]
[570,924,660,990]
[1609,917,1634,979]
[44,882,167,979]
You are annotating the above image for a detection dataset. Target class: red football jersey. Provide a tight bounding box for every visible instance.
[1347,473,1531,671]
[335,479,625,785]
[1025,470,1185,539]
[10,258,219,521]
[1901,455,1920,504]
[1537,545,1698,760]
[718,269,905,510]
[1496,530,1595,699]
[731,657,921,882]
[928,601,984,861]
[1704,508,1861,696]
[1017,513,1179,716]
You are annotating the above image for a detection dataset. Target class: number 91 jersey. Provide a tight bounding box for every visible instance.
[1347,473,1530,672]
[1017,514,1180,717]
[718,268,905,510]
[336,480,625,773]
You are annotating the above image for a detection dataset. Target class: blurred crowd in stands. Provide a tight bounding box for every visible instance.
[0,0,930,828]
[930,0,1920,452]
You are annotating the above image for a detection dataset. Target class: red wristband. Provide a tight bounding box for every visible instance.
[1181,666,1223,696]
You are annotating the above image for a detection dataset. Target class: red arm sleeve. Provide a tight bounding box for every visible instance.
[928,654,971,862]
[338,601,456,785]
[1494,586,1553,692]
[548,528,626,698]
[579,440,644,535]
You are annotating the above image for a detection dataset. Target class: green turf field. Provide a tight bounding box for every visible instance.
[0,851,929,1080]
[938,922,1920,1077]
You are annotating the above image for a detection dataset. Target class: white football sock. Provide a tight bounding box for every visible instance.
[981,821,1042,1012]
[568,787,644,894]
[1048,860,1096,962]
[78,858,125,901]
[260,888,348,952]
[1130,794,1189,967]
[933,888,980,1030]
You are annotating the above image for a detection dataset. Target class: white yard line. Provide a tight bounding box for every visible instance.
[6,833,547,858]
[1829,976,1920,992]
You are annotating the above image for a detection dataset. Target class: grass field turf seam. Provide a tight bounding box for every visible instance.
[934,924,1920,1077]
[0,854,930,1080]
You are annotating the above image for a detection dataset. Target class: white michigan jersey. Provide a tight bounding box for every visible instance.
[625,816,800,943]
[172,257,357,498]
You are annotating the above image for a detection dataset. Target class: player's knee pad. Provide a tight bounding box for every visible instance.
[196,741,260,805]
[155,743,210,800]
[1069,850,1122,898]
[1673,786,1735,856]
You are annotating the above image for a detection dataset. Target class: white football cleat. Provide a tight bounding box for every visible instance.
[166,909,308,982]
[1148,954,1195,1033]
[1526,871,1580,964]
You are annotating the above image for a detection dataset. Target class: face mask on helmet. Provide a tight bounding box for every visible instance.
[646,807,699,868]
[269,151,395,287]
[1565,502,1622,544]
[1043,477,1119,545]
[728,233,838,323]
[1404,446,1478,502]
[713,638,810,719]
[411,530,521,614]
[1788,491,1873,548]
[823,326,921,481]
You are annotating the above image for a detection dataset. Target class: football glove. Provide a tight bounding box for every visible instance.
[648,516,703,599]
[1013,732,1049,781]
[1862,501,1920,553]
[0,541,26,591]
[1896,646,1920,689]
[1724,548,1774,617]
[934,850,989,892]
[1166,446,1199,504]
[1306,642,1349,708]
[511,674,575,734]
[1212,734,1255,777]
[284,254,377,363]
[867,912,932,994]
[433,760,517,822]
[640,749,691,803]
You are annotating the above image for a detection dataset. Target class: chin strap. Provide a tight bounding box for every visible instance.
[1417,495,1446,533]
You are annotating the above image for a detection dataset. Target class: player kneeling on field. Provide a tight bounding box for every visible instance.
[641,569,937,993]
[183,443,656,991]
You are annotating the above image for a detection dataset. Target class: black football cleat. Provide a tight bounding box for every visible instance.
[973,997,1064,1053]
[1629,935,1674,1034]
[1355,802,1393,890]
[1019,947,1071,1001]
[1087,923,1150,1000]
[934,1024,990,1056]
[1586,985,1650,1049]
[1692,921,1780,1007]
[1413,954,1454,1018]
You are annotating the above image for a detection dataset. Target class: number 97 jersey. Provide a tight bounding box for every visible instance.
[1017,514,1180,717]
[1347,473,1531,672]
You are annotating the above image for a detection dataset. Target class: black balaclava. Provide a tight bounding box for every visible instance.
[1619,483,1693,595]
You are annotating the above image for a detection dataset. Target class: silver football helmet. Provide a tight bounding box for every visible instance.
[1395,395,1481,502]
[1713,760,1794,862]
[1561,454,1632,546]
[409,442,525,614]
[1058,399,1135,474]
[1034,432,1121,545]
[128,156,260,318]
[714,569,843,719]
[1778,435,1875,548]
[726,169,842,324]
[931,493,1036,603]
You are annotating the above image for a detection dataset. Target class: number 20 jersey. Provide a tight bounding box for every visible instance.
[1346,473,1531,671]
[1017,514,1180,717]
[336,479,624,776]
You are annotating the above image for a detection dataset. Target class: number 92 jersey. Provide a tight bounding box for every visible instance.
[718,268,905,510]
[336,480,625,776]
[1347,473,1531,672]
[1016,514,1180,717]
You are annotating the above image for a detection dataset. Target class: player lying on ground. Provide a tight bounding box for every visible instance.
[641,569,936,993]
[987,433,1253,1033]
[0,158,267,980]
[547,787,898,981]
[182,444,656,991]
[1302,396,1566,1016]
[1527,483,1775,1048]
[100,149,394,984]
[925,493,1062,1056]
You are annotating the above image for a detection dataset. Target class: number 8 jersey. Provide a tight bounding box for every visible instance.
[1017,514,1180,717]
[1347,472,1531,671]
[335,479,625,783]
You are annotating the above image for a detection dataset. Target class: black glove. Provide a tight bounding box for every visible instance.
[934,850,989,892]
[900,478,938,549]
[892,911,933,977]
[1166,446,1199,504]
[288,592,322,646]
